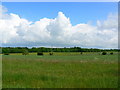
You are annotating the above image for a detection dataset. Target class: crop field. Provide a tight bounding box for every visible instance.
[2,52,118,88]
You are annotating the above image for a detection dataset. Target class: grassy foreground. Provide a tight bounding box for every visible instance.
[2,52,118,88]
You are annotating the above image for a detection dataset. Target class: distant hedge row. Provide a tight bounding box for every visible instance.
[0,47,119,54]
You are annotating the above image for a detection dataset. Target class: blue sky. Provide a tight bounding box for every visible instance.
[1,2,118,48]
[2,2,117,25]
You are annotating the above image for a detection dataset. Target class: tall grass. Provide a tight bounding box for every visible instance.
[2,53,118,88]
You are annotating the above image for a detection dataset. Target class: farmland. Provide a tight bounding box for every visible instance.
[2,52,118,88]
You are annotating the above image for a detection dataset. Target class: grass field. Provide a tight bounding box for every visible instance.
[2,52,118,88]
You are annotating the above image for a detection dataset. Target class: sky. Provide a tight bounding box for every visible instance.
[0,2,118,48]
[2,2,118,25]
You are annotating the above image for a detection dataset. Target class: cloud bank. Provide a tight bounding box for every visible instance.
[0,5,118,48]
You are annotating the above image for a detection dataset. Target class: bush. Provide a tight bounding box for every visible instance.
[37,52,44,56]
[110,52,113,55]
[80,52,83,55]
[102,51,107,55]
[49,52,53,55]
[22,49,29,55]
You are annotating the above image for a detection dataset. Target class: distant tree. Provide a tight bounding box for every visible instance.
[1,47,119,54]
[22,49,29,55]
[102,51,107,55]
[110,52,113,55]
[3,48,10,55]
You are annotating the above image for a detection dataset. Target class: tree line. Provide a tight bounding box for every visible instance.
[0,47,119,54]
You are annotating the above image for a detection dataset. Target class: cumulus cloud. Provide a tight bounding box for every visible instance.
[0,5,118,48]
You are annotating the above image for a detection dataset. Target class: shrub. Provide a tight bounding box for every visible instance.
[80,52,83,55]
[110,52,113,55]
[22,49,29,55]
[37,52,44,56]
[102,51,107,55]
[49,52,53,55]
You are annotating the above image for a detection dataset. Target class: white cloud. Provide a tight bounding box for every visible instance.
[0,5,118,48]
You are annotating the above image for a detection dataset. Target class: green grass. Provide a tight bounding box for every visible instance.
[2,52,118,88]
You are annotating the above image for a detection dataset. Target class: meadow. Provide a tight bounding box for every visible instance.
[2,52,118,88]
